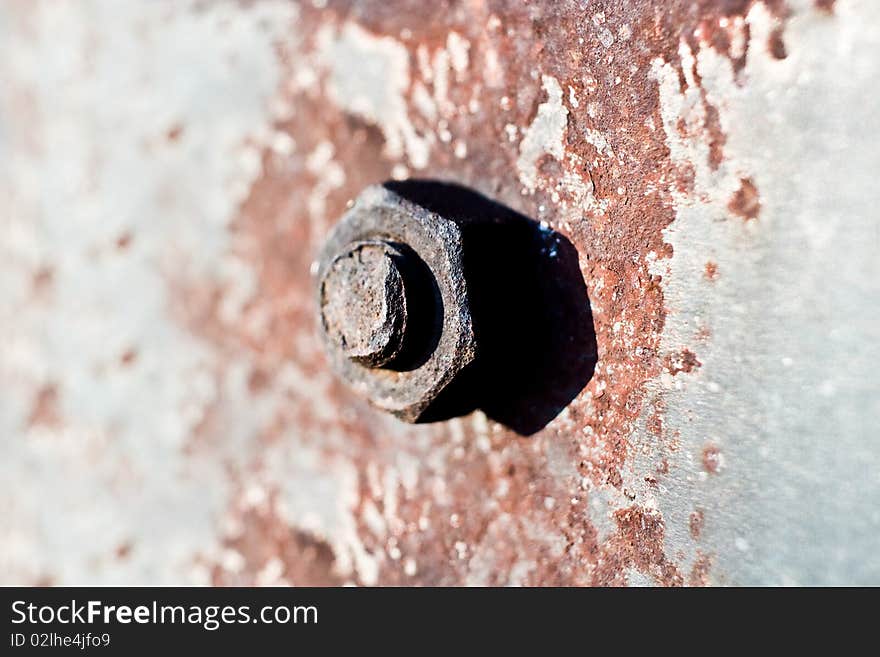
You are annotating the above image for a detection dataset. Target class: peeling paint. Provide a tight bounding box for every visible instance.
[317,22,431,168]
[516,75,568,194]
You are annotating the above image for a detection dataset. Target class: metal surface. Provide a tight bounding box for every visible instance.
[1,0,878,586]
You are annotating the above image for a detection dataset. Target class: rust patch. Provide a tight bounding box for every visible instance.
[646,396,666,438]
[115,232,133,251]
[665,348,702,376]
[166,123,184,143]
[212,489,344,586]
[704,260,718,280]
[675,161,697,195]
[767,26,788,59]
[702,444,724,474]
[27,383,61,429]
[247,366,271,394]
[689,509,705,539]
[815,0,835,14]
[119,348,138,367]
[684,1,790,75]
[593,506,683,586]
[345,430,596,586]
[115,542,133,560]
[647,411,663,437]
[704,94,727,170]
[688,551,712,586]
[31,266,54,296]
[728,176,761,220]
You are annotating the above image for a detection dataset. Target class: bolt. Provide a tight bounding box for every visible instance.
[314,185,476,422]
[319,241,408,368]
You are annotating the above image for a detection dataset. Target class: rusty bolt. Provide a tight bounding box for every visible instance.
[315,185,476,422]
[319,241,408,368]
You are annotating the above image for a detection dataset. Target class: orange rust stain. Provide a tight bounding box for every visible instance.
[675,162,697,195]
[115,232,133,251]
[703,97,727,170]
[115,542,133,560]
[212,489,343,586]
[28,384,61,429]
[763,1,792,62]
[688,551,712,586]
[728,177,761,220]
[593,506,683,587]
[665,349,702,376]
[119,348,138,367]
[32,266,54,295]
[166,123,185,143]
[704,261,718,281]
[247,366,271,394]
[647,411,663,437]
[702,444,723,474]
[768,26,788,59]
[647,396,667,438]
[689,509,705,539]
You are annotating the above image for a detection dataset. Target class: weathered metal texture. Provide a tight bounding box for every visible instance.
[1,0,878,585]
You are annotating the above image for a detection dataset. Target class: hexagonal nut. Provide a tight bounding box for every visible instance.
[315,185,476,422]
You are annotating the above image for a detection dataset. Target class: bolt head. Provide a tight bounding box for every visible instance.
[319,241,408,368]
[315,185,476,422]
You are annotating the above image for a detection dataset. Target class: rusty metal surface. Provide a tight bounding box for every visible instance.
[1,0,878,585]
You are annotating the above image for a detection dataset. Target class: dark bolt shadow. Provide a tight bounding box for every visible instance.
[384,180,598,436]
